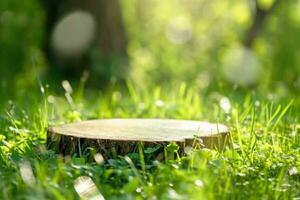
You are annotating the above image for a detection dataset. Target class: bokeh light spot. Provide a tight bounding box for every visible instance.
[221,45,261,86]
[165,16,192,44]
[51,11,96,58]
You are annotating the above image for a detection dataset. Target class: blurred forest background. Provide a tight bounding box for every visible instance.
[0,0,300,103]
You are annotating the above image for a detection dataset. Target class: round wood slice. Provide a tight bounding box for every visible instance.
[47,119,230,156]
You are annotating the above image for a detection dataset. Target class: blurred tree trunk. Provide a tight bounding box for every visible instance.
[244,0,281,47]
[80,0,127,57]
[42,0,127,83]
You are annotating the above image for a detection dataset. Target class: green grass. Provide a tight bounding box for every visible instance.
[0,82,299,200]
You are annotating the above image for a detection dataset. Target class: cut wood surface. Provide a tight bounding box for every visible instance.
[47,119,230,156]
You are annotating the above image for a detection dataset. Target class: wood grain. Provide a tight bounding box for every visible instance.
[47,119,230,156]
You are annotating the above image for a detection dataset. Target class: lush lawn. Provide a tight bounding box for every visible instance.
[0,83,299,199]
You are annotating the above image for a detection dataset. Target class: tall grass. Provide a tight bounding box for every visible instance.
[0,83,299,199]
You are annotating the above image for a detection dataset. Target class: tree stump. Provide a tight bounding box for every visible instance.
[47,119,230,157]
